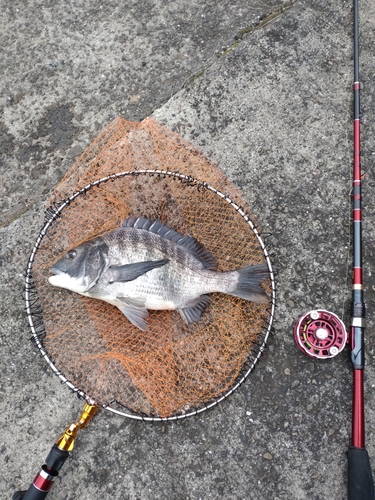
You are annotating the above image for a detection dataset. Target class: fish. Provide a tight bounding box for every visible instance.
[49,217,269,330]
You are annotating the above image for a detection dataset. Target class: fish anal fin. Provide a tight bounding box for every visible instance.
[178,295,211,325]
[109,259,169,283]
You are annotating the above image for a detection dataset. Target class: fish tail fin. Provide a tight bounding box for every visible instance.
[231,262,269,304]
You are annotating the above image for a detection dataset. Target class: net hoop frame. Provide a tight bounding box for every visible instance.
[25,169,276,422]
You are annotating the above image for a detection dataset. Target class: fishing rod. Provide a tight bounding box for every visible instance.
[347,0,374,497]
[294,0,374,498]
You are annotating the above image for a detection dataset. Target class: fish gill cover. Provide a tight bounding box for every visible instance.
[30,117,274,419]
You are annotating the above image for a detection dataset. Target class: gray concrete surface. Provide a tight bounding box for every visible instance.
[1,0,375,499]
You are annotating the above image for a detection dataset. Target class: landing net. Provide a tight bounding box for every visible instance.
[25,117,275,421]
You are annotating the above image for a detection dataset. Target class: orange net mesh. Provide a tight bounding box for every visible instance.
[31,117,272,419]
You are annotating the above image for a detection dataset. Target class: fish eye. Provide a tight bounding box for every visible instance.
[67,250,77,259]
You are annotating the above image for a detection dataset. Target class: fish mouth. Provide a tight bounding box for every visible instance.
[49,265,66,276]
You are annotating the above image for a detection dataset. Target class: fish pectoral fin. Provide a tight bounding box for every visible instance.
[178,295,211,325]
[108,259,169,283]
[115,297,149,331]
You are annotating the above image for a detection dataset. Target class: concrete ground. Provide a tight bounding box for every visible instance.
[1,0,375,498]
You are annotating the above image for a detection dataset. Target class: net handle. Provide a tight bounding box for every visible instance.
[13,405,98,499]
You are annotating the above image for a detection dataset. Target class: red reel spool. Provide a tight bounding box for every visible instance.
[294,309,348,359]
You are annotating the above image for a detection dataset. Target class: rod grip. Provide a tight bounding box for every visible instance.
[348,446,375,499]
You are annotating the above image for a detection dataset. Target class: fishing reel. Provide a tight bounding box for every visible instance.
[294,309,348,359]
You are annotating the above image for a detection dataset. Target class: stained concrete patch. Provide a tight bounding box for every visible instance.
[0,0,285,228]
[1,0,375,499]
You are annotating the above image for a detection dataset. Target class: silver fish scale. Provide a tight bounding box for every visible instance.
[49,221,268,330]
[102,227,205,271]
[98,227,235,309]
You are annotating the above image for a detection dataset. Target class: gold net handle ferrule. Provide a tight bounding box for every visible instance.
[55,403,98,452]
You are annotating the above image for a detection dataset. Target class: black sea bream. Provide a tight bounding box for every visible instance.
[49,217,269,330]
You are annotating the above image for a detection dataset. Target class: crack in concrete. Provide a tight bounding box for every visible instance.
[1,1,295,232]
[183,1,294,87]
[0,200,39,229]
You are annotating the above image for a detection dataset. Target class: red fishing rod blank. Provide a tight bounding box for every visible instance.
[294,1,374,498]
[347,1,374,497]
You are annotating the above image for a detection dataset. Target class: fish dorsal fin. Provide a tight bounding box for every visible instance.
[122,217,217,270]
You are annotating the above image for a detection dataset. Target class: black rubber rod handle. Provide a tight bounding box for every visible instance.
[348,446,375,500]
